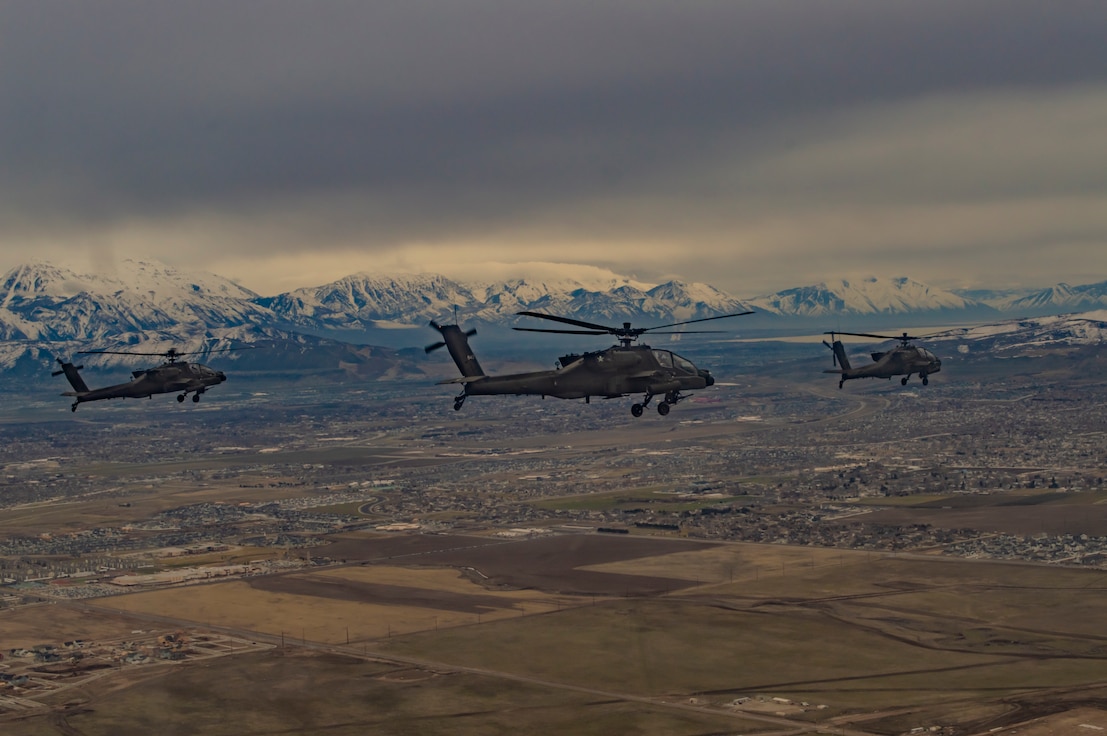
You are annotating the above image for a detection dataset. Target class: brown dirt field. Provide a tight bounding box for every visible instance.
[585,540,861,584]
[317,531,501,561]
[94,534,724,642]
[321,532,720,595]
[356,533,721,595]
[996,705,1107,735]
[248,577,514,614]
[853,504,1107,536]
[0,603,154,650]
[97,565,590,643]
[1,648,767,736]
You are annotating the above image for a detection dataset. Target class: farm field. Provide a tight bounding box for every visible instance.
[3,533,1106,735]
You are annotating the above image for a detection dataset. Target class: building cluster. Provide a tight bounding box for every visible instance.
[1,372,1105,600]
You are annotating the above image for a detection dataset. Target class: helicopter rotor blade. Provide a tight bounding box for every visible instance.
[201,346,259,354]
[512,327,610,336]
[639,329,728,335]
[641,311,755,332]
[515,311,615,332]
[424,341,446,354]
[78,350,164,356]
[822,331,910,342]
[77,345,259,358]
[516,310,754,340]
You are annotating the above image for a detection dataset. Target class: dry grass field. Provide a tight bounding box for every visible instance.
[3,649,769,736]
[102,565,593,642]
[857,499,1107,537]
[0,477,318,537]
[0,602,151,650]
[4,533,1107,735]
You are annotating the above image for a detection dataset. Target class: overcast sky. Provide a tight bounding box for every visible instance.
[2,1,1106,297]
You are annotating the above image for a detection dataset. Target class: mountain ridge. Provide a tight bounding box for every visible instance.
[2,259,1105,380]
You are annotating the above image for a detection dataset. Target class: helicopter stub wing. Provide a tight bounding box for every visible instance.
[627,370,666,380]
[158,378,197,392]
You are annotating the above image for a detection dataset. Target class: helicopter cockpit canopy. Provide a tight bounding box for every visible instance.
[653,349,697,375]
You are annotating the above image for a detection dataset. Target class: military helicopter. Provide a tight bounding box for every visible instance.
[426,310,752,416]
[822,331,943,389]
[52,346,244,411]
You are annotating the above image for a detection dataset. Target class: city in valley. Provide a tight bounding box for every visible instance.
[1,344,1106,736]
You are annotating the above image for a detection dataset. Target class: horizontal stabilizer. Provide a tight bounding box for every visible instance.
[436,376,488,385]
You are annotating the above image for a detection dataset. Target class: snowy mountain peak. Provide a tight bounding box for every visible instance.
[0,260,271,342]
[748,275,976,317]
[2,259,259,303]
[1,262,97,303]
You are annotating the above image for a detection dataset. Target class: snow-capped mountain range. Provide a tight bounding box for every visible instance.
[751,277,976,317]
[0,260,270,342]
[931,311,1107,353]
[957,282,1107,314]
[258,272,754,330]
[1,259,1105,376]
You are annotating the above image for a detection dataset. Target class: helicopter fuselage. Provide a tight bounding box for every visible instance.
[429,311,748,416]
[824,336,942,388]
[450,345,712,400]
[58,360,227,409]
[846,345,941,381]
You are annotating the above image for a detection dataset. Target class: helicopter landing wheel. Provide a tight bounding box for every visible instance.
[838,380,844,389]
[453,401,464,411]
[177,394,186,402]
[922,376,929,385]
[657,402,670,416]
[193,394,201,403]
[71,403,78,412]
[901,377,909,386]
[631,403,644,418]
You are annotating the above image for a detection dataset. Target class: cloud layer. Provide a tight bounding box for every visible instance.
[2,1,1106,295]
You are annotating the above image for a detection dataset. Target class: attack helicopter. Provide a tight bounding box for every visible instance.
[426,310,752,416]
[53,346,245,411]
[822,331,943,389]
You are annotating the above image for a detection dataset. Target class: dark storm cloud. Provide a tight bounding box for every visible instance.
[2,1,1106,291]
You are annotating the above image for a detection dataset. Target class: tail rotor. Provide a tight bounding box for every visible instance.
[821,331,852,373]
[51,357,84,377]
[425,314,485,379]
[425,321,447,354]
[822,332,838,367]
[51,357,90,395]
[426,318,476,354]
